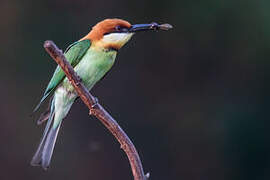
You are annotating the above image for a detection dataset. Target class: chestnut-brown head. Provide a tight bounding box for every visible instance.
[81,19,133,50]
[81,18,170,50]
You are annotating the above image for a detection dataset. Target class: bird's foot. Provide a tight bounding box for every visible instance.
[89,97,99,115]
[91,97,99,108]
[78,76,83,82]
[75,76,83,86]
[75,75,82,86]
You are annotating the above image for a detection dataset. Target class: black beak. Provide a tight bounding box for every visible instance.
[128,22,173,32]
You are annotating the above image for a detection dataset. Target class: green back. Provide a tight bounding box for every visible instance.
[33,39,91,112]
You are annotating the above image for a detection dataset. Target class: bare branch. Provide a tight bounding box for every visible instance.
[43,40,148,180]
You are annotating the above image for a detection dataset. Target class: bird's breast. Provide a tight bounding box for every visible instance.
[69,48,117,90]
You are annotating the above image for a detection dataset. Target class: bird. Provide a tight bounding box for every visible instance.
[31,18,172,170]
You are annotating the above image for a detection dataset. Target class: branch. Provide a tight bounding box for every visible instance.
[43,40,148,180]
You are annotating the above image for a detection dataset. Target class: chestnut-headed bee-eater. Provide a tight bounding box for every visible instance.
[31,18,172,170]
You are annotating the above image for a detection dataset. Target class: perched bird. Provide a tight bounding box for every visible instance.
[31,18,172,170]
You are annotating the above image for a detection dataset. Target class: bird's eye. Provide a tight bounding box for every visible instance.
[114,26,128,33]
[115,25,121,31]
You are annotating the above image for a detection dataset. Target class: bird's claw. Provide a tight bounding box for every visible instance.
[89,97,99,115]
[91,97,99,109]
[75,76,83,86]
[78,76,82,82]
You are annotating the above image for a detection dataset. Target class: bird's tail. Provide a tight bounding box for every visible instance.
[31,97,62,170]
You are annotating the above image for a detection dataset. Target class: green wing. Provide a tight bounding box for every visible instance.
[33,39,91,113]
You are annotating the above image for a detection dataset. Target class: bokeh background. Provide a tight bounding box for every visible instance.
[1,0,270,179]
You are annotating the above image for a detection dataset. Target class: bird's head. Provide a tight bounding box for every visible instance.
[81,18,170,51]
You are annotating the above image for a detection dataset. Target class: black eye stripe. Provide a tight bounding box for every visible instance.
[115,26,129,32]
[103,26,129,35]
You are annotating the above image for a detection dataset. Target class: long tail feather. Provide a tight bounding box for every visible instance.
[31,89,75,170]
[41,121,62,169]
[31,97,56,168]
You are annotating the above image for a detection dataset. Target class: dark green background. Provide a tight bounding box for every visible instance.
[1,0,270,179]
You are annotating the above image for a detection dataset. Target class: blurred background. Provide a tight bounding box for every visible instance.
[1,0,270,179]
